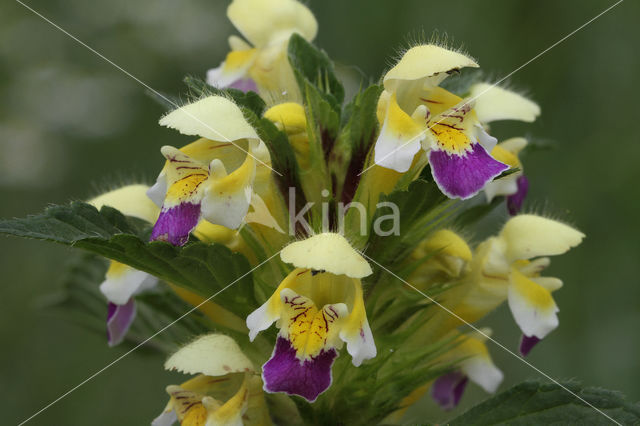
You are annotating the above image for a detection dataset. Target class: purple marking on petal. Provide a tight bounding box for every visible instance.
[429,143,509,200]
[150,202,201,246]
[229,78,259,93]
[262,337,338,402]
[507,175,529,215]
[431,371,469,411]
[519,334,541,357]
[106,299,136,347]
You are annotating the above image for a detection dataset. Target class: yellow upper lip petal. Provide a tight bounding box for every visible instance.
[384,44,478,89]
[280,233,373,278]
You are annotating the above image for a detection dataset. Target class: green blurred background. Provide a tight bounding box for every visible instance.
[1,0,638,424]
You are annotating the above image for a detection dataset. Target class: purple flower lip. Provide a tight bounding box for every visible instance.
[429,143,508,200]
[106,299,136,347]
[262,337,338,402]
[507,175,529,215]
[519,334,541,357]
[150,202,201,246]
[431,370,469,410]
[229,78,259,93]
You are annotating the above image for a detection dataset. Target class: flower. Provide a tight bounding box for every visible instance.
[0,0,597,422]
[455,215,585,354]
[388,330,502,421]
[148,95,268,246]
[469,83,539,214]
[484,138,529,215]
[408,229,472,291]
[373,44,509,199]
[89,183,160,223]
[101,261,157,346]
[263,102,309,169]
[469,83,541,125]
[431,330,503,410]
[206,0,317,99]
[89,184,160,346]
[153,334,272,426]
[246,233,376,402]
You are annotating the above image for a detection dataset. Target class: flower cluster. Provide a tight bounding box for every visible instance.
[9,0,587,424]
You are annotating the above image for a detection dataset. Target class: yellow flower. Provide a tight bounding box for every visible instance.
[469,83,540,124]
[389,330,502,420]
[246,233,375,401]
[409,229,472,290]
[153,334,272,426]
[484,137,528,207]
[455,215,584,353]
[89,184,160,345]
[148,96,266,245]
[468,84,539,214]
[430,330,503,410]
[89,184,160,223]
[207,0,317,100]
[89,185,160,306]
[263,102,309,169]
[373,44,509,199]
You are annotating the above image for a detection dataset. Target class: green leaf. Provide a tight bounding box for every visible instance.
[496,166,521,179]
[299,80,339,222]
[182,75,266,117]
[331,84,383,204]
[133,290,218,352]
[36,253,112,336]
[0,201,147,241]
[286,34,347,230]
[303,329,458,426]
[0,202,258,317]
[304,79,341,147]
[366,179,452,266]
[287,33,345,107]
[449,380,640,426]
